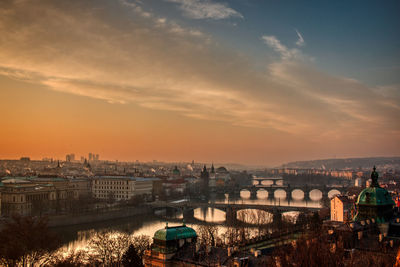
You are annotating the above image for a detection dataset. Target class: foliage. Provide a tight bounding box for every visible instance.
[130,235,151,259]
[87,230,130,265]
[0,215,60,267]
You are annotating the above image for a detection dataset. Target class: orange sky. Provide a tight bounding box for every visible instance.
[0,0,399,166]
[1,75,398,166]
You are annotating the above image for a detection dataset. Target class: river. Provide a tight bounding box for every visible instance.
[54,186,337,254]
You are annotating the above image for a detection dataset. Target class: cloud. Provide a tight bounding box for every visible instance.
[261,35,301,60]
[165,0,243,20]
[0,0,398,147]
[295,29,305,47]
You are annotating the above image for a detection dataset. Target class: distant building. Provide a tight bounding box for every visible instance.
[331,195,354,222]
[66,154,75,162]
[355,177,363,187]
[92,176,154,201]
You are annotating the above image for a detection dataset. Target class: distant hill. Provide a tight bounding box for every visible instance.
[280,157,400,170]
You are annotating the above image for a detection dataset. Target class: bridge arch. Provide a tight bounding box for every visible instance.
[309,189,323,200]
[240,189,251,198]
[256,189,269,198]
[328,189,341,198]
[236,209,273,225]
[193,207,226,223]
[274,189,287,199]
[291,189,305,199]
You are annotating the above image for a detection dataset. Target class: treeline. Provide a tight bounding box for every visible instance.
[0,215,149,267]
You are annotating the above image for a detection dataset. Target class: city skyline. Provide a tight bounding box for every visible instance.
[0,0,399,165]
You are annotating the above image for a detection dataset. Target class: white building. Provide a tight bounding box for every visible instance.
[92,176,153,201]
[354,177,363,187]
[330,195,353,222]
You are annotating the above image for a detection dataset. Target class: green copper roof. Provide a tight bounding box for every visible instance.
[356,186,394,206]
[356,166,394,206]
[153,225,196,241]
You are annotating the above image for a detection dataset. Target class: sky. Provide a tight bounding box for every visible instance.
[0,0,399,166]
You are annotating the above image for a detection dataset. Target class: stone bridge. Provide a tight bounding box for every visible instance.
[148,201,320,226]
[238,184,347,200]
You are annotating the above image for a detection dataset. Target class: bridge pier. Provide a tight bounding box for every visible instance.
[272,210,283,227]
[183,208,194,221]
[226,207,238,225]
[267,189,274,200]
[250,189,257,199]
[303,191,311,202]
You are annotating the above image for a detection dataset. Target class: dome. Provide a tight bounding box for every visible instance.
[216,166,228,173]
[172,166,180,175]
[356,186,394,206]
[153,224,197,241]
[353,166,395,223]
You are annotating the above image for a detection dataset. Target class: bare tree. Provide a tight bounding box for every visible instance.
[131,235,151,259]
[0,215,60,267]
[196,225,219,247]
[87,230,130,266]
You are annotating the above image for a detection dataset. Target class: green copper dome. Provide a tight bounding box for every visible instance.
[356,186,394,206]
[353,166,394,223]
[172,166,180,175]
[153,224,197,241]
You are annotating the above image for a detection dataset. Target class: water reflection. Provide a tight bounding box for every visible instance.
[236,209,272,224]
[57,180,326,255]
[193,207,226,222]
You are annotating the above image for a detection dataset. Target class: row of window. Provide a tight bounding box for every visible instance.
[96,194,129,199]
[94,186,130,190]
[94,180,130,185]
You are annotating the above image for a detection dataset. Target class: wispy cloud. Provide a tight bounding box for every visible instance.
[295,29,305,47]
[261,35,301,60]
[165,0,243,20]
[0,0,398,147]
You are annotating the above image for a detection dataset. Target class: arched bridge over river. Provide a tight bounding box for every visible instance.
[148,201,320,226]
[236,184,347,200]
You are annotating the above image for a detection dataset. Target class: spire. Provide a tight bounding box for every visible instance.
[370,165,379,187]
[211,163,215,173]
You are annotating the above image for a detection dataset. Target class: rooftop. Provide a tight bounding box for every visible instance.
[153,223,197,241]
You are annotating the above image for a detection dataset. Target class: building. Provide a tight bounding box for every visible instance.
[215,166,230,187]
[353,166,395,223]
[355,177,363,187]
[143,222,197,267]
[69,178,91,199]
[0,178,58,216]
[66,153,75,162]
[91,176,153,201]
[330,195,354,222]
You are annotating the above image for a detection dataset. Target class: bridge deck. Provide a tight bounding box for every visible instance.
[149,201,320,212]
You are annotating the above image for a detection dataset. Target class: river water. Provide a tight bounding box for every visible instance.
[55,185,339,254]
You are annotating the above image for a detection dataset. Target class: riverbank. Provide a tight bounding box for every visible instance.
[47,206,152,227]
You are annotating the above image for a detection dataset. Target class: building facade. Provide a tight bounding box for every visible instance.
[91,176,153,201]
[331,195,353,222]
